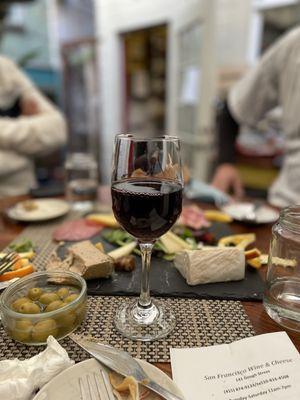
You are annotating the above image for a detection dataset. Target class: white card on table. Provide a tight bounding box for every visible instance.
[171,332,300,400]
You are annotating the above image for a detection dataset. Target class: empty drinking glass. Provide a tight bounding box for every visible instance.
[264,206,300,332]
[65,152,98,211]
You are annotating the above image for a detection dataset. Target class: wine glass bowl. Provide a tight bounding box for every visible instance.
[111,134,183,341]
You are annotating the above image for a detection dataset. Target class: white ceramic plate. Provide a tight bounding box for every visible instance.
[222,202,279,224]
[33,358,183,400]
[7,199,70,222]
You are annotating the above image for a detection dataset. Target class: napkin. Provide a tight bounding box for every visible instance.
[0,336,74,400]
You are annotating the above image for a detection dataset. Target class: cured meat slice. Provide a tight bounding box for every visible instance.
[178,205,210,230]
[53,219,103,241]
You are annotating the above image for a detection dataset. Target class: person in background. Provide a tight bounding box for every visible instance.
[212,26,300,208]
[0,55,67,197]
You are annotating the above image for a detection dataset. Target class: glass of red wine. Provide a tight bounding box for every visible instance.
[111,134,183,341]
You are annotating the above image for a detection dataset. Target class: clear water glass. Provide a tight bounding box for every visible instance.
[264,206,300,332]
[65,152,98,211]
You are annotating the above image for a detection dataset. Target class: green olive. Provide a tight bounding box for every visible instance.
[28,287,43,301]
[75,302,87,318]
[11,319,33,342]
[18,302,40,314]
[11,297,32,311]
[39,292,60,305]
[31,319,58,342]
[45,300,64,312]
[64,294,79,304]
[56,310,77,329]
[57,287,69,300]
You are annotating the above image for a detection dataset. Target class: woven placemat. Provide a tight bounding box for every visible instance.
[1,219,256,362]
[0,296,255,363]
[4,214,80,270]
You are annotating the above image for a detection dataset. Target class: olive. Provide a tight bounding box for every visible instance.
[39,292,60,305]
[57,287,69,300]
[64,294,79,304]
[28,287,43,301]
[45,300,64,313]
[31,319,58,342]
[19,302,41,314]
[75,302,87,317]
[11,297,32,312]
[11,319,33,342]
[56,310,76,329]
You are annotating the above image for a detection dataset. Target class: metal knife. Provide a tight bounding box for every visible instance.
[70,334,185,400]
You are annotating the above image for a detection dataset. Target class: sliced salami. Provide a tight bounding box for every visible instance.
[53,219,103,242]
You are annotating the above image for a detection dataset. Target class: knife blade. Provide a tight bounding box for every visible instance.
[70,335,185,400]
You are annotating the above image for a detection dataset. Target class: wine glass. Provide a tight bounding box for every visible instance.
[111,134,183,341]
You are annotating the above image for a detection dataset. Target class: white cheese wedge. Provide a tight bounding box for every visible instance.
[174,247,245,285]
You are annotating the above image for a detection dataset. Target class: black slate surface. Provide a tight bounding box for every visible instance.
[58,223,264,302]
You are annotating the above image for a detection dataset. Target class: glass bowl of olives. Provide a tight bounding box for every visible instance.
[0,271,87,345]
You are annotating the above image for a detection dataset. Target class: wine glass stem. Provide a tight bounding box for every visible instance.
[138,242,154,308]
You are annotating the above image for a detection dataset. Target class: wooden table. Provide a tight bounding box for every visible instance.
[0,196,299,378]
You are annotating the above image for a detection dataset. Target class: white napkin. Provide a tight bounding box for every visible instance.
[0,336,74,400]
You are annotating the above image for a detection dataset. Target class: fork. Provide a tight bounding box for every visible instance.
[0,252,19,275]
[79,371,115,400]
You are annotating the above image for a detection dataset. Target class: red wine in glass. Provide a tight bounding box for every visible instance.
[111,134,183,341]
[111,178,182,241]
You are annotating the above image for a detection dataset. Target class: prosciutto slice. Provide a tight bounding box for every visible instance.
[178,205,210,230]
[53,219,103,241]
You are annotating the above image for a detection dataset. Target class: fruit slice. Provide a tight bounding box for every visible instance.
[204,210,233,223]
[86,214,119,228]
[160,231,193,254]
[247,257,262,269]
[108,241,137,260]
[0,264,35,282]
[245,248,261,260]
[218,233,256,250]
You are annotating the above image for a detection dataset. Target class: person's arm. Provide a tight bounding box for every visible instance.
[0,57,67,156]
[216,100,239,164]
[212,28,294,197]
[212,100,244,198]
[0,150,30,177]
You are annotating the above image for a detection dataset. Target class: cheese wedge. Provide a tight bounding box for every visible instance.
[86,214,119,227]
[174,247,245,285]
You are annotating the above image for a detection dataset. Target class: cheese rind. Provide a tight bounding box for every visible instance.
[174,248,245,285]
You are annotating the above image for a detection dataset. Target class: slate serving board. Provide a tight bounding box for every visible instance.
[58,223,264,302]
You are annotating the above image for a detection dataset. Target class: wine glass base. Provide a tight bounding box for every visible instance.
[114,298,176,341]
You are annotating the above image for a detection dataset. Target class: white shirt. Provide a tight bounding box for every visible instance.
[229,26,300,208]
[0,56,67,197]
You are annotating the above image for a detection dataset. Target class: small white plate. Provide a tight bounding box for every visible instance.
[222,202,279,224]
[7,199,70,222]
[33,358,183,400]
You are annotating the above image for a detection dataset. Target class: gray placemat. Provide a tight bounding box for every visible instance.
[0,296,255,363]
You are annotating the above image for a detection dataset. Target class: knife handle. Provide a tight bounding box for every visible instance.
[146,380,185,400]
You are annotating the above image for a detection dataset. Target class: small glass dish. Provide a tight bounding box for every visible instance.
[0,271,87,345]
